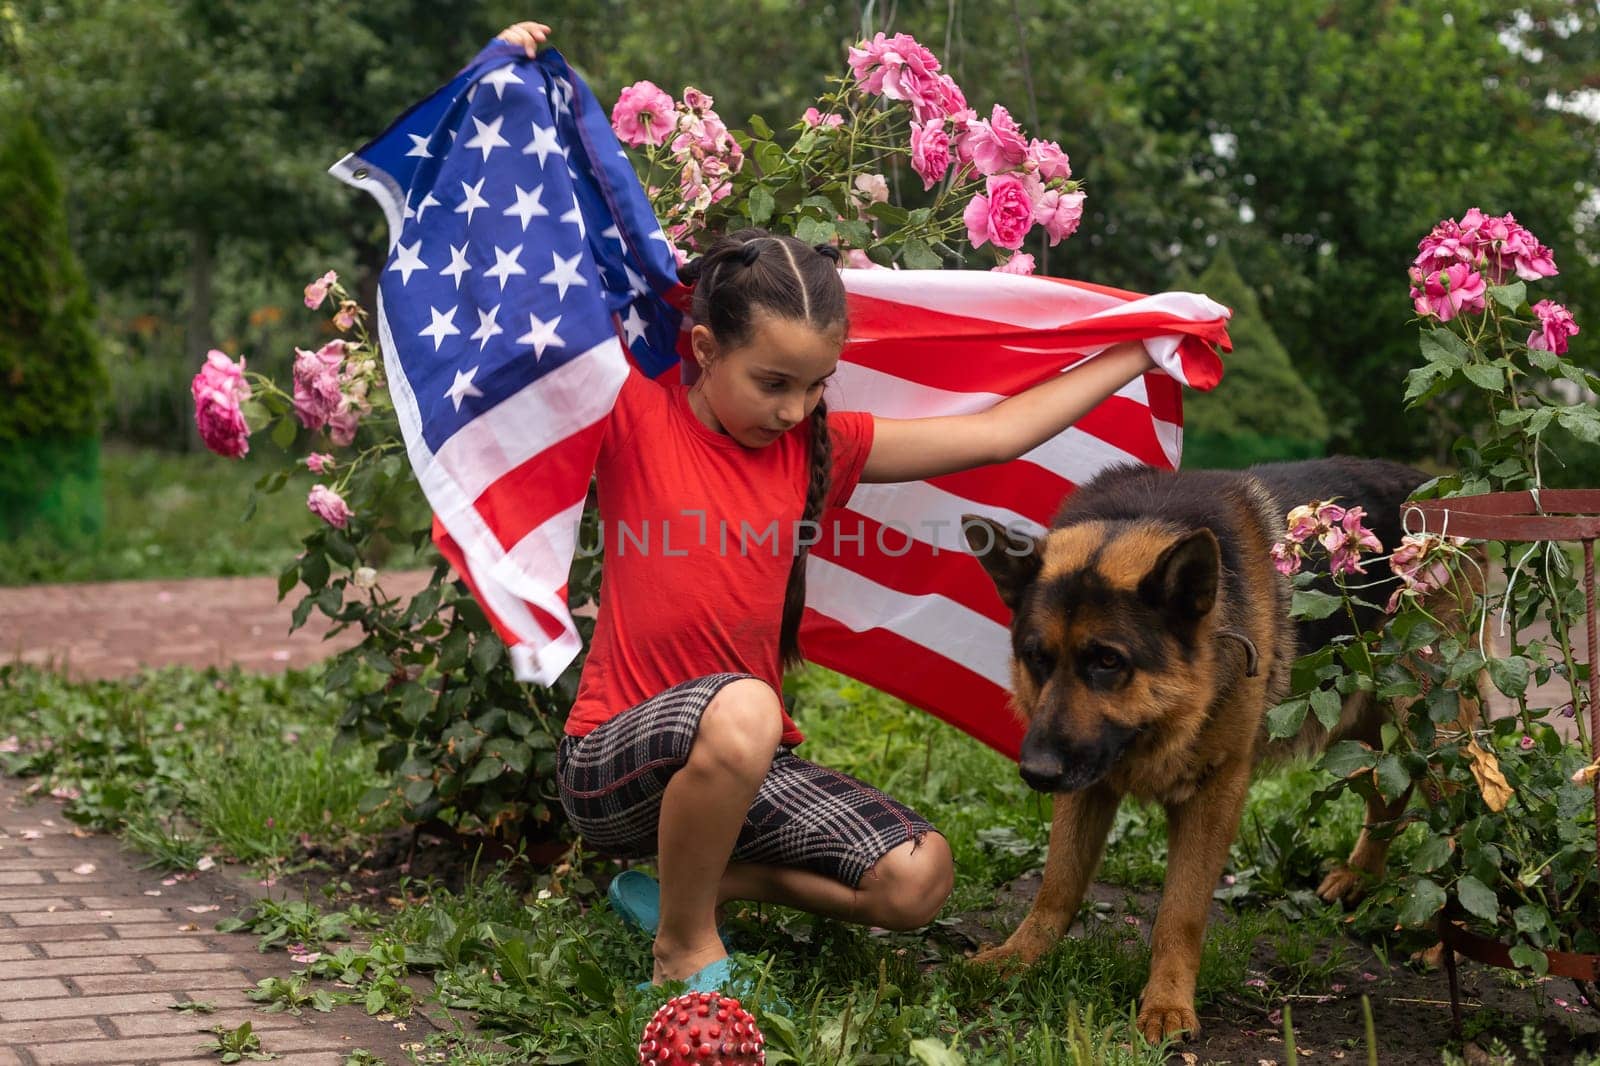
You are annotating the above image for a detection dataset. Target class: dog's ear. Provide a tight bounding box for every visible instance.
[1139,528,1220,622]
[962,513,1042,610]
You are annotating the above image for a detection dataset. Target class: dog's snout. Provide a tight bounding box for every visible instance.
[1018,732,1067,792]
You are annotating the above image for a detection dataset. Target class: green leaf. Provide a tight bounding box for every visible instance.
[1486,281,1525,311]
[1290,589,1344,620]
[270,414,297,449]
[1486,656,1529,698]
[1526,346,1559,371]
[1310,687,1343,730]
[867,201,910,226]
[747,185,775,226]
[277,563,299,600]
[465,756,505,786]
[1454,874,1499,922]
[908,1038,968,1066]
[1375,753,1410,800]
[470,636,503,674]
[1397,877,1446,927]
[746,113,772,139]
[1461,363,1505,390]
[793,215,835,245]
[1320,740,1377,777]
[1557,405,1600,444]
[1266,696,1309,739]
[901,238,942,270]
[401,778,433,806]
[300,551,330,591]
[240,400,272,432]
[1412,834,1454,873]
[1508,944,1550,976]
[1419,327,1470,366]
[834,218,872,248]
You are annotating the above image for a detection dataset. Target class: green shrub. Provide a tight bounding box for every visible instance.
[1180,248,1330,468]
[0,108,108,539]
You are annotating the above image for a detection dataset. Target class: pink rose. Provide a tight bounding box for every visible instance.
[854,172,890,205]
[190,350,252,459]
[992,252,1036,275]
[910,120,951,190]
[1026,138,1072,182]
[1284,504,1319,544]
[958,104,1029,176]
[326,404,361,448]
[843,249,888,270]
[306,485,352,529]
[305,453,335,474]
[611,80,676,147]
[1528,300,1579,355]
[1032,188,1085,246]
[1270,541,1302,576]
[680,86,714,113]
[802,107,844,129]
[332,301,358,331]
[1410,262,1486,321]
[292,340,347,432]
[964,174,1036,251]
[303,271,336,310]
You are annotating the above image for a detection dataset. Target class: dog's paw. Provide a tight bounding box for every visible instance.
[1136,1002,1199,1044]
[1316,864,1375,905]
[968,928,1053,970]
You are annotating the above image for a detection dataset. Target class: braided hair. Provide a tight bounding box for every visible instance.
[679,229,849,672]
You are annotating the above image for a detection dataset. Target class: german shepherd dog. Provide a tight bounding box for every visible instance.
[961,457,1427,1043]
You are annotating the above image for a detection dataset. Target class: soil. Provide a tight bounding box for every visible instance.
[952,872,1600,1066]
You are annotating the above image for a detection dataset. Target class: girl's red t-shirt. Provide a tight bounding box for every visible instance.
[565,366,875,747]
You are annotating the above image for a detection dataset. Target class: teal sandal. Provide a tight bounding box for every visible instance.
[607,870,730,949]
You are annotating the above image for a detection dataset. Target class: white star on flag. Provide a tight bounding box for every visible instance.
[440,243,472,288]
[516,312,565,360]
[539,251,588,301]
[389,240,428,285]
[464,116,509,162]
[503,185,549,231]
[484,244,527,290]
[621,305,648,345]
[600,224,624,246]
[456,177,491,223]
[559,202,586,240]
[471,305,504,350]
[405,133,433,159]
[444,366,485,411]
[479,65,524,99]
[419,305,461,350]
[414,192,440,222]
[523,122,566,167]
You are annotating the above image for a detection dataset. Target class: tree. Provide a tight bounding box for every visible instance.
[1176,248,1329,468]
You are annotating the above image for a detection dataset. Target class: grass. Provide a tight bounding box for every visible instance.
[0,444,426,585]
[5,660,1588,1062]
[0,662,398,872]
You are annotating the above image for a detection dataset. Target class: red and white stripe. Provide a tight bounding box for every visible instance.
[802,270,1230,759]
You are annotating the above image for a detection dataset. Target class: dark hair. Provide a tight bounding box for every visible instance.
[681,229,849,672]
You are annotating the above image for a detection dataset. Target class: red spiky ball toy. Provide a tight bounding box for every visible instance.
[638,990,765,1064]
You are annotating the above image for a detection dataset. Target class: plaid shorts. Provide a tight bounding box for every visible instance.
[557,673,937,888]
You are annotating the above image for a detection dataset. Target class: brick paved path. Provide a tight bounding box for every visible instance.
[1,573,432,681]
[0,779,426,1066]
[0,574,445,1065]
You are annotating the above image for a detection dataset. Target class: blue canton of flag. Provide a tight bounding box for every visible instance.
[329,41,683,685]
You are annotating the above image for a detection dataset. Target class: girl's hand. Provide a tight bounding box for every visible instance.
[496,20,551,58]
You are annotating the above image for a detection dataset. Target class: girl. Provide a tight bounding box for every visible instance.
[500,19,1156,993]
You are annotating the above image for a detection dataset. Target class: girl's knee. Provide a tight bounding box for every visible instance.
[690,678,784,779]
[866,833,954,930]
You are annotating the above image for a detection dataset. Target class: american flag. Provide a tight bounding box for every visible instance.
[333,42,1232,761]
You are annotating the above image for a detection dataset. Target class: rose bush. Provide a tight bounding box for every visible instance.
[611,31,1084,274]
[1269,210,1598,1011]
